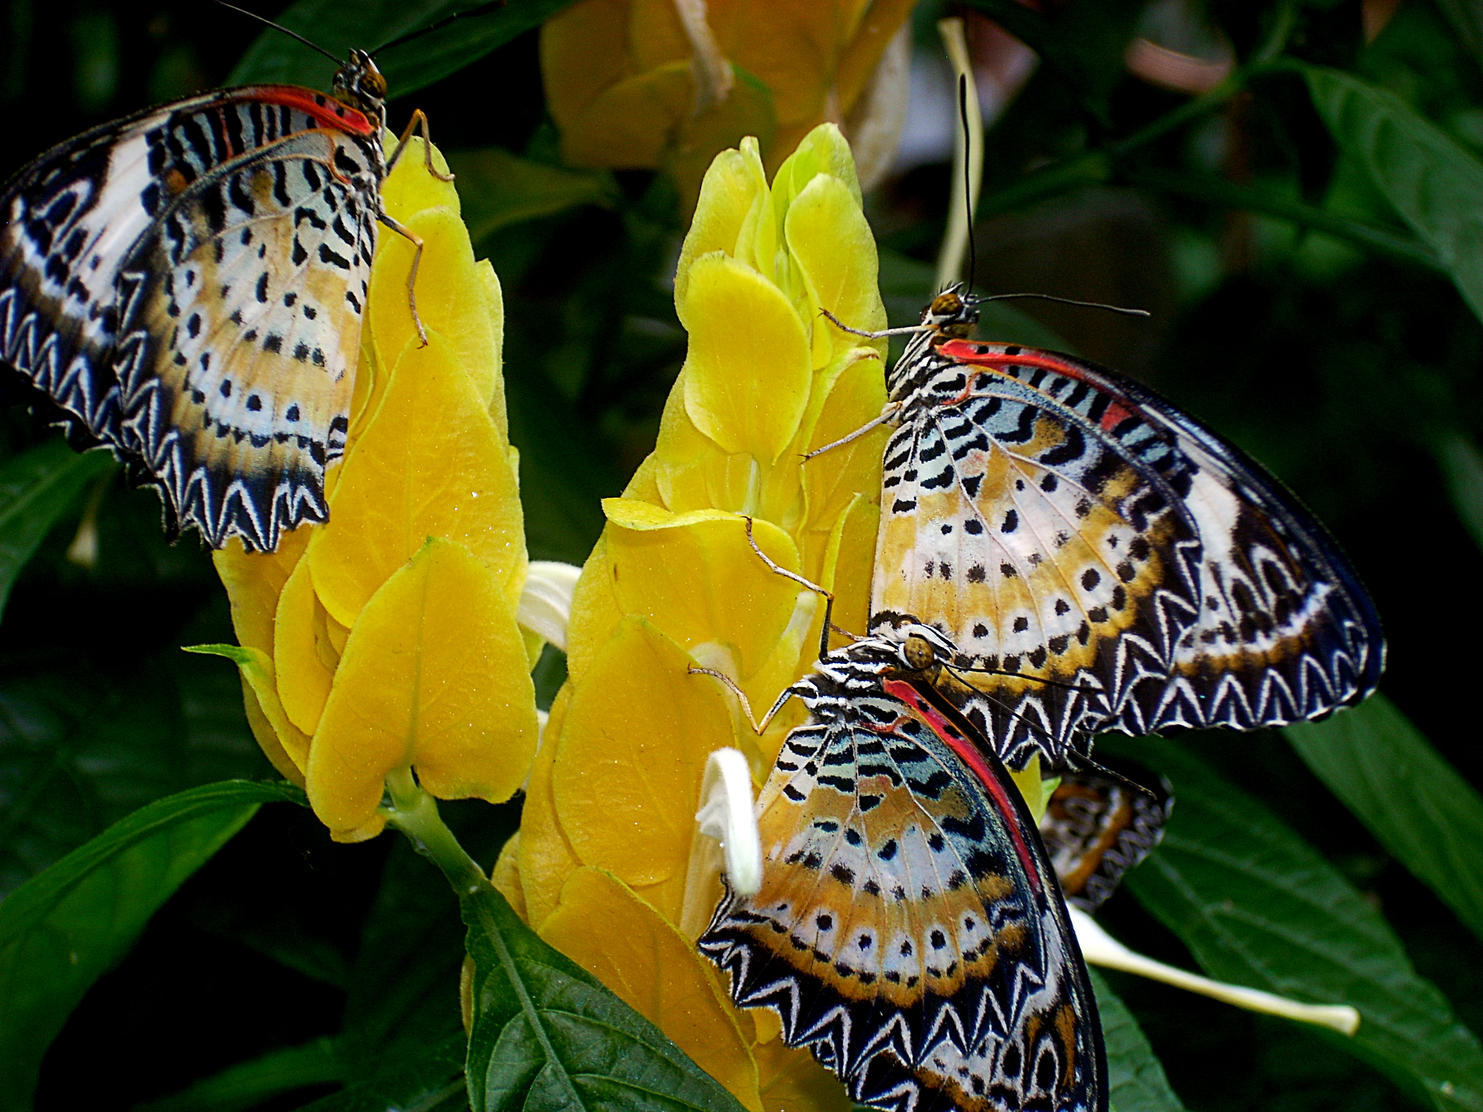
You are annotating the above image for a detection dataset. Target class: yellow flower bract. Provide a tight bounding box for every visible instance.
[210,138,537,841]
[540,0,916,203]
[497,124,883,1112]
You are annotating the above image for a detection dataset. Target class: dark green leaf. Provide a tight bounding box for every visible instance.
[297,1034,467,1112]
[1287,697,1483,944]
[228,0,583,96]
[0,439,112,615]
[1094,968,1190,1112]
[462,881,747,1112]
[453,149,618,240]
[0,661,266,899]
[1432,0,1483,64]
[341,838,467,1071]
[1301,64,1483,324]
[1435,433,1483,556]
[1126,742,1483,1112]
[0,780,298,1107]
[139,1037,344,1112]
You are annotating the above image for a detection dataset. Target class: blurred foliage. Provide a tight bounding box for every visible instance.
[1,0,1482,1109]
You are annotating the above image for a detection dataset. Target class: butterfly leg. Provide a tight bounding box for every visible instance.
[378,111,455,348]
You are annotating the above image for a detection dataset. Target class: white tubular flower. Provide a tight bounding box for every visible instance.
[695,747,763,898]
[1071,907,1362,1036]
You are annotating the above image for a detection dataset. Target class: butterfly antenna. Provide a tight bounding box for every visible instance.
[372,1,506,54]
[973,291,1151,319]
[960,74,977,292]
[214,1,340,64]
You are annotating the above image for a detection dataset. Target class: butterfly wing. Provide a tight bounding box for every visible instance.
[0,85,382,550]
[699,660,1103,1112]
[1040,764,1171,912]
[872,338,1382,769]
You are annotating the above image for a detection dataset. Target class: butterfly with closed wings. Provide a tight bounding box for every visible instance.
[0,29,436,552]
[700,625,1105,1112]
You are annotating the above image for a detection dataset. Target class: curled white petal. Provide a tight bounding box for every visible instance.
[1071,907,1361,1036]
[695,747,762,897]
[517,561,581,651]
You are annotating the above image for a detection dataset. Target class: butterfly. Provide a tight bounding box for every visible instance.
[853,286,1384,773]
[0,43,431,552]
[699,626,1104,1112]
[1040,763,1171,913]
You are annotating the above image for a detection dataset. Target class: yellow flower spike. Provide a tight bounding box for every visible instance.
[308,537,538,839]
[307,332,526,628]
[549,616,751,918]
[680,254,813,464]
[541,868,764,1112]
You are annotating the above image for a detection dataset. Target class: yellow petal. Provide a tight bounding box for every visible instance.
[212,525,311,656]
[308,538,538,835]
[308,334,526,627]
[379,136,458,221]
[675,143,770,312]
[600,504,812,699]
[549,617,735,903]
[754,1034,851,1112]
[783,169,886,367]
[540,868,763,1112]
[274,559,336,736]
[515,686,585,929]
[368,205,500,408]
[680,255,812,463]
[490,832,528,923]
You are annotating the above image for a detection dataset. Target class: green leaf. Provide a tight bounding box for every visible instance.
[297,1034,467,1112]
[0,780,299,1108]
[0,661,266,900]
[1300,64,1483,325]
[228,0,583,96]
[1435,432,1483,556]
[453,149,618,240]
[0,439,112,615]
[139,1037,345,1112]
[1287,697,1483,944]
[462,882,747,1112]
[1125,741,1483,1112]
[1093,968,1190,1112]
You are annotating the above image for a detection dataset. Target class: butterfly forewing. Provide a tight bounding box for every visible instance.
[871,295,1383,770]
[0,73,386,550]
[699,637,1104,1112]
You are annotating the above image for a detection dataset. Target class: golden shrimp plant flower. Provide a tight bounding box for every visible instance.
[493,123,897,1112]
[201,138,544,842]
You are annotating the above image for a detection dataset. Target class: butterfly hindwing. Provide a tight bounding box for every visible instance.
[1040,764,1172,912]
[700,636,1104,1112]
[871,290,1383,770]
[0,70,387,550]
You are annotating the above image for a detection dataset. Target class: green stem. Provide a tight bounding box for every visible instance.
[383,768,489,897]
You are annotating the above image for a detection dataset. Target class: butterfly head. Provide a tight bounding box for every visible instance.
[332,48,389,120]
[923,283,980,341]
